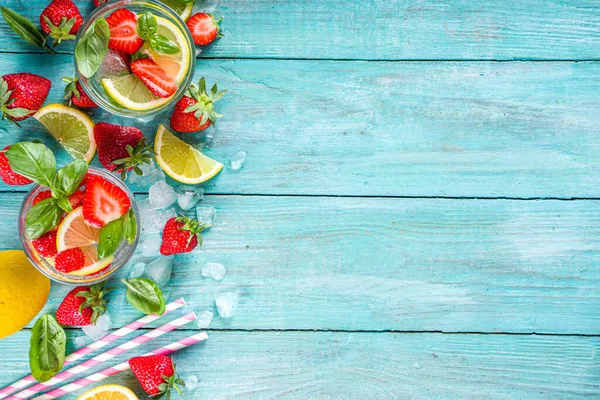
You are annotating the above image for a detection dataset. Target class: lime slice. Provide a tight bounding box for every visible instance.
[159,0,194,21]
[33,104,96,162]
[102,74,171,111]
[154,124,223,184]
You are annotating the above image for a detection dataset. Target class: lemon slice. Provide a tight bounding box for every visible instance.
[68,245,114,277]
[56,207,100,252]
[76,384,138,400]
[102,74,170,111]
[140,16,191,83]
[154,124,223,184]
[33,104,96,162]
[159,0,194,21]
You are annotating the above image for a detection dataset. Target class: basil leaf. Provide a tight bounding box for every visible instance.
[52,159,88,198]
[0,7,50,53]
[98,218,124,258]
[25,197,63,240]
[5,142,56,187]
[75,17,110,78]
[29,314,66,383]
[137,12,157,41]
[149,34,180,54]
[122,278,166,315]
[56,196,72,213]
[123,210,137,244]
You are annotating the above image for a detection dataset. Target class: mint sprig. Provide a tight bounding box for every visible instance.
[137,12,180,55]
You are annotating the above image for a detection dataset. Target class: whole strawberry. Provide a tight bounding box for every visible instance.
[160,216,208,256]
[40,0,84,47]
[93,122,152,179]
[0,146,33,185]
[186,12,222,45]
[62,77,97,108]
[170,77,226,132]
[56,282,114,326]
[0,73,51,124]
[129,355,184,397]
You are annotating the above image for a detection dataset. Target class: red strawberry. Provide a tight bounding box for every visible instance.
[0,73,51,124]
[93,0,108,7]
[186,13,222,45]
[55,248,85,273]
[33,190,53,205]
[94,122,152,179]
[170,77,226,132]
[129,355,183,397]
[56,283,113,326]
[83,174,131,227]
[160,216,207,256]
[40,0,84,47]
[62,77,97,108]
[0,146,33,185]
[32,230,58,258]
[68,189,86,208]
[131,58,177,98]
[106,9,144,54]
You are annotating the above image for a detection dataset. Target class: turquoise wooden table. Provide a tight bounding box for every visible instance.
[1,0,600,398]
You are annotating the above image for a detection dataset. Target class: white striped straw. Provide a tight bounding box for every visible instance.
[10,312,196,399]
[33,332,208,400]
[0,297,186,399]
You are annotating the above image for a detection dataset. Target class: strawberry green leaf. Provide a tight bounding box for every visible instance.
[29,314,66,382]
[122,278,166,316]
[5,142,56,187]
[25,197,63,240]
[75,17,110,78]
[98,218,124,258]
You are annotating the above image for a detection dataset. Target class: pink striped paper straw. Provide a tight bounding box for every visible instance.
[0,297,186,399]
[34,332,208,400]
[10,312,196,399]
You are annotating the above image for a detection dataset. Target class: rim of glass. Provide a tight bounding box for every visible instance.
[74,0,196,119]
[19,168,141,285]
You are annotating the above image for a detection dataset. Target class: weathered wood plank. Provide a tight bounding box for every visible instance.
[1,54,599,198]
[0,193,598,333]
[1,330,599,399]
[1,0,600,60]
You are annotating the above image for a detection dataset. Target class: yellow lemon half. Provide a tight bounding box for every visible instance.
[76,384,139,400]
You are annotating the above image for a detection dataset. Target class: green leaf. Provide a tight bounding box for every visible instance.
[123,210,137,244]
[0,7,52,53]
[5,142,56,187]
[122,278,166,315]
[137,12,158,41]
[25,197,63,240]
[75,17,110,78]
[29,314,66,383]
[52,159,88,198]
[98,218,124,258]
[149,34,180,54]
[3,107,33,118]
[56,196,72,213]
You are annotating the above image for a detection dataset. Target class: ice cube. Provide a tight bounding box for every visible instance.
[215,292,238,318]
[177,185,204,211]
[196,205,216,225]
[201,0,220,12]
[149,181,178,209]
[128,262,146,279]
[72,335,91,349]
[182,374,199,390]
[196,311,213,329]
[202,262,225,281]
[98,49,131,77]
[82,314,112,341]
[144,256,173,287]
[138,234,162,257]
[139,199,177,234]
[229,151,246,171]
[128,159,166,186]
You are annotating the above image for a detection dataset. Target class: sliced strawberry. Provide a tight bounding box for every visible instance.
[186,13,221,46]
[131,58,177,98]
[106,9,144,54]
[83,174,130,227]
[32,230,58,258]
[68,189,85,208]
[55,247,85,273]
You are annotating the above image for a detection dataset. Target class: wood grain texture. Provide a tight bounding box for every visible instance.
[1,54,600,198]
[1,0,600,60]
[0,193,598,334]
[1,330,599,399]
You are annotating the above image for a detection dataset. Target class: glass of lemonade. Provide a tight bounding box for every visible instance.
[19,168,141,285]
[75,0,196,119]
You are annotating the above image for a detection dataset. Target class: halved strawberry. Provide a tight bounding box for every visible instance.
[55,247,85,273]
[186,13,222,46]
[83,174,131,227]
[68,189,85,209]
[131,59,177,98]
[106,9,143,54]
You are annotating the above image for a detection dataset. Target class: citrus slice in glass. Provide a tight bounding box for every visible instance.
[101,74,170,111]
[159,0,194,21]
[33,104,96,162]
[155,124,223,184]
[68,245,114,277]
[56,207,100,252]
[76,384,138,400]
